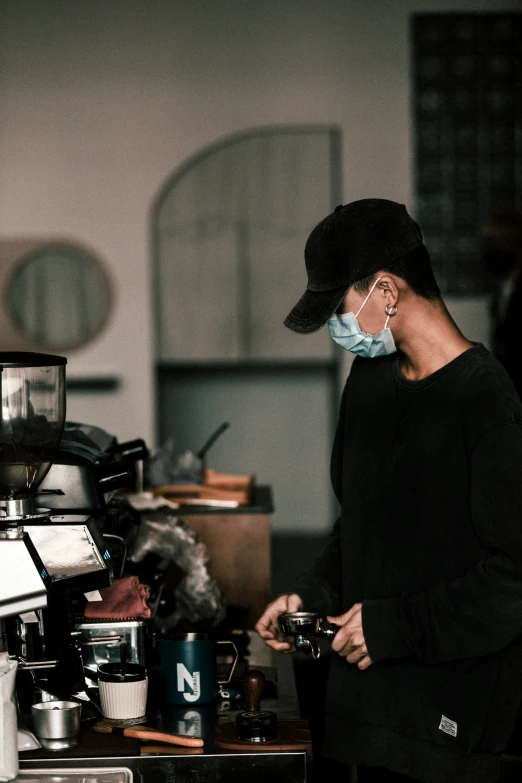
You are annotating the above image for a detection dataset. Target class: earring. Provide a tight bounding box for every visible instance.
[385,304,398,317]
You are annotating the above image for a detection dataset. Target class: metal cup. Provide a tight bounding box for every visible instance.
[31,700,81,751]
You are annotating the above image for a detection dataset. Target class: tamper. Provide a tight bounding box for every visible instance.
[235,669,277,742]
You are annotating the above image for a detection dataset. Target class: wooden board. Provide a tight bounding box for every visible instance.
[152,484,251,504]
[215,719,312,762]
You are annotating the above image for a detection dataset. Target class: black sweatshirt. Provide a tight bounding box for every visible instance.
[295,344,522,783]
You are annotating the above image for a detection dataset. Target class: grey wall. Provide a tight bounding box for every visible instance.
[0,0,513,447]
[158,365,338,533]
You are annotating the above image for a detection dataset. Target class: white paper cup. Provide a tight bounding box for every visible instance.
[98,678,148,720]
[98,662,148,721]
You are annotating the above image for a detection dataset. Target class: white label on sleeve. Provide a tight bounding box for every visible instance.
[439,715,458,737]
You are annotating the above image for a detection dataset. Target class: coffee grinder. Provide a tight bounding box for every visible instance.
[0,352,114,710]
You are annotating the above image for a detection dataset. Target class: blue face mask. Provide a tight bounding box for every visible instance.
[327,277,397,358]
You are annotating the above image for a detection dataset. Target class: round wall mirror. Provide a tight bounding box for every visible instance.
[5,243,112,352]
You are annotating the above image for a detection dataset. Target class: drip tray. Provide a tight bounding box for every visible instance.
[16,768,132,783]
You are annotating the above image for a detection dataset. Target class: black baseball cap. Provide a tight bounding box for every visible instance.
[284,198,424,334]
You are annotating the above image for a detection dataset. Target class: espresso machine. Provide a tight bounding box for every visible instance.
[0,352,117,714]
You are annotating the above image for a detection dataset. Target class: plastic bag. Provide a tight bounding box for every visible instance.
[127,513,225,632]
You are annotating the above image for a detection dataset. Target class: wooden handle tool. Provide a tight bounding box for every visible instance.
[244,669,265,713]
[140,744,204,756]
[93,720,204,748]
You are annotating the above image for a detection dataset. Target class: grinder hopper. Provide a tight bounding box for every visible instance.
[0,352,66,521]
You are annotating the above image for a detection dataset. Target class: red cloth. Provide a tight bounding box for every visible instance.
[84,576,151,619]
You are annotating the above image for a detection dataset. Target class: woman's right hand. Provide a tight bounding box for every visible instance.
[255,593,303,653]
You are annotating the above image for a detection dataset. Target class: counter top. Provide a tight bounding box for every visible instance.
[19,655,306,783]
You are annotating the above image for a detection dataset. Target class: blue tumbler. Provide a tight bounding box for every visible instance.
[160,633,238,705]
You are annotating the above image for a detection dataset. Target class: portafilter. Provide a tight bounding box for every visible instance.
[278,612,337,659]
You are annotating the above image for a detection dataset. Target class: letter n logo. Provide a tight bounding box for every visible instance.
[176,663,201,702]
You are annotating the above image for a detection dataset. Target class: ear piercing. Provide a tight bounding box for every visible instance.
[385,304,398,317]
